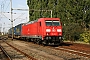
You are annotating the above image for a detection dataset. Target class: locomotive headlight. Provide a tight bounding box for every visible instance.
[59,37,62,39]
[46,29,51,32]
[57,29,62,32]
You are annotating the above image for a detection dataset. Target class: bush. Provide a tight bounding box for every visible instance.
[63,23,83,41]
[79,31,90,44]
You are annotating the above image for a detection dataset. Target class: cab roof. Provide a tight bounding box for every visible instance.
[38,18,60,22]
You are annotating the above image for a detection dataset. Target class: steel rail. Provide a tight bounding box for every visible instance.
[54,47,90,58]
[0,44,12,60]
[5,41,37,60]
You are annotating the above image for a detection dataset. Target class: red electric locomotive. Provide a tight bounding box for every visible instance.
[21,18,63,45]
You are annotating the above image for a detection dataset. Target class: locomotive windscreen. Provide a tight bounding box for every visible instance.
[45,20,60,26]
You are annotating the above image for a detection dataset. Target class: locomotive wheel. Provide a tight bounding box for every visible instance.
[36,39,40,44]
[42,40,48,45]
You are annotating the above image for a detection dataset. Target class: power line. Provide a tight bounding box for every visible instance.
[0,0,7,11]
[0,0,10,12]
[5,0,10,11]
[0,0,10,19]
[13,8,52,18]
[14,13,25,21]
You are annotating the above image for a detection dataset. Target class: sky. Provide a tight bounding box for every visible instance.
[0,0,29,32]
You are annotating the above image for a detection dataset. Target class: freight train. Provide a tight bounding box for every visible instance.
[8,18,63,45]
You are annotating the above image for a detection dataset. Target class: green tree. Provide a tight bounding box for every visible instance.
[27,0,90,42]
[63,23,83,41]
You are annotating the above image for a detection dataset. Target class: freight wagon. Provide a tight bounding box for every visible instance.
[14,23,25,38]
[8,27,15,38]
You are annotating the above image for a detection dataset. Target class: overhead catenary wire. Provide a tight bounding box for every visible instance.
[0,0,7,5]
[0,0,10,19]
[5,1,10,11]
[0,0,7,12]
[14,13,25,21]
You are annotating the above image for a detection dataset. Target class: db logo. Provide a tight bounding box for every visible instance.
[52,29,55,32]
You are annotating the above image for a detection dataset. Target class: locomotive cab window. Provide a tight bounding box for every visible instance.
[45,20,60,26]
[45,21,52,26]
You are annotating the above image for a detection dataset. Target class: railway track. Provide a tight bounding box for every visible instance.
[3,39,90,60]
[0,44,12,60]
[1,40,37,60]
[13,40,90,60]
[53,46,90,58]
[29,41,90,58]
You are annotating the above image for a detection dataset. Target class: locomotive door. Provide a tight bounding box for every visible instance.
[38,22,42,35]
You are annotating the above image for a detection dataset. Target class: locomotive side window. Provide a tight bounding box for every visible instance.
[45,20,60,26]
